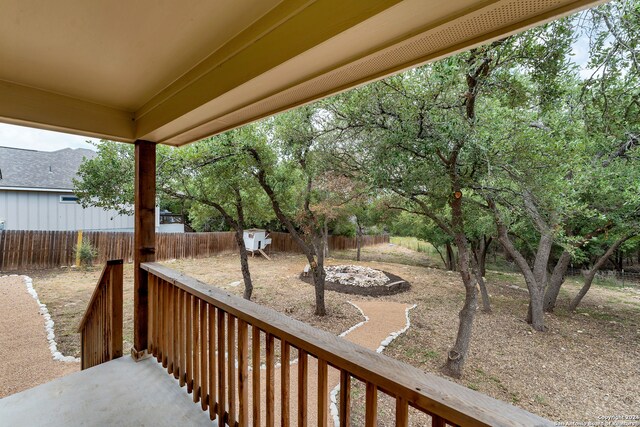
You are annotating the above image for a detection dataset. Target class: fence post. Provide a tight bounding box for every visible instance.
[0,230,4,272]
[75,230,83,267]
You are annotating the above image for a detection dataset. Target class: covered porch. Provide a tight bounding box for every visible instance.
[0,0,605,425]
[1,262,550,426]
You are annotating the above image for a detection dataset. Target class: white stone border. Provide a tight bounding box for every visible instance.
[248,299,370,372]
[375,304,417,353]
[330,303,417,426]
[1,274,80,363]
[339,301,369,337]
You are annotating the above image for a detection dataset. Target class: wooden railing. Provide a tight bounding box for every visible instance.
[142,262,551,427]
[78,259,124,370]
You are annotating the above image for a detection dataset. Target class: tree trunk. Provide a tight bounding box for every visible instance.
[476,236,491,277]
[569,235,633,311]
[432,245,448,270]
[445,243,456,271]
[443,188,477,378]
[472,252,491,313]
[472,237,491,312]
[568,270,597,312]
[356,220,363,261]
[323,221,329,259]
[233,229,253,300]
[614,249,624,272]
[489,199,547,331]
[443,272,477,378]
[543,250,571,312]
[249,153,326,316]
[526,287,545,330]
[312,235,327,316]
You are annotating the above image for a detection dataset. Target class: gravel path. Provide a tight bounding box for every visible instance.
[251,299,413,426]
[0,276,79,398]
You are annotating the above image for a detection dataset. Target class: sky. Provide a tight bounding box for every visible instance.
[0,122,100,152]
[0,34,596,153]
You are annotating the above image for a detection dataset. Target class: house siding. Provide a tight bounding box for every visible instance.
[0,190,134,231]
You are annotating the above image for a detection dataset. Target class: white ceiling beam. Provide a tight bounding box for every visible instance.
[0,80,135,142]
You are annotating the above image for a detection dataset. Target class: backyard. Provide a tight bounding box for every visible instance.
[26,242,640,422]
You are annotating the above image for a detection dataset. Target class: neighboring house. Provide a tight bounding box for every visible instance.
[0,146,133,231]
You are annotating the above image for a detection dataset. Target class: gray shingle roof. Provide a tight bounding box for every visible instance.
[0,146,96,190]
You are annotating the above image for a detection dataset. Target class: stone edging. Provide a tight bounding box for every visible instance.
[330,303,417,426]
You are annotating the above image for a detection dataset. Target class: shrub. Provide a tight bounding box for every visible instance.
[74,240,98,268]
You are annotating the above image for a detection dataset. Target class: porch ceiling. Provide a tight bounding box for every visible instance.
[0,0,605,146]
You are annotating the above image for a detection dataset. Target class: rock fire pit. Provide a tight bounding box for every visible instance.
[301,265,409,296]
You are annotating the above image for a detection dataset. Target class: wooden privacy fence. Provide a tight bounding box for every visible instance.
[0,230,388,271]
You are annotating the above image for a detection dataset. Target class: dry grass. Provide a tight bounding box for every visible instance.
[28,244,640,422]
[28,251,362,358]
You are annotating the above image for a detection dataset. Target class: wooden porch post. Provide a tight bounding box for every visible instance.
[132,140,156,359]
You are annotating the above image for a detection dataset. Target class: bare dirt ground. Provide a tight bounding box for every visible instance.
[0,275,79,398]
[25,244,640,422]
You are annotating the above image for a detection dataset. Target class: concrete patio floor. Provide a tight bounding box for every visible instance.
[0,356,214,426]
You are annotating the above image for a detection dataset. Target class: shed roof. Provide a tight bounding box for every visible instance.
[0,146,95,190]
[0,0,605,147]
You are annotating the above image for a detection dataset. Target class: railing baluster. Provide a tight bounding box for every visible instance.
[111,262,123,359]
[252,327,261,427]
[179,289,185,387]
[200,299,208,411]
[395,396,408,427]
[152,273,157,356]
[281,340,290,427]
[155,275,161,362]
[217,308,226,423]
[186,292,193,393]
[90,309,95,367]
[365,382,377,427]
[167,282,174,375]
[80,331,85,370]
[162,279,168,368]
[148,273,154,355]
[228,314,237,426]
[99,287,104,362]
[104,284,109,361]
[339,370,351,427]
[238,319,249,426]
[266,332,275,427]
[173,285,180,380]
[208,304,216,421]
[298,349,308,427]
[157,279,162,364]
[318,359,328,427]
[192,295,200,403]
[432,415,446,427]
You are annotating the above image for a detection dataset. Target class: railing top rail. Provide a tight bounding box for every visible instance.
[77,259,123,332]
[141,261,551,427]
